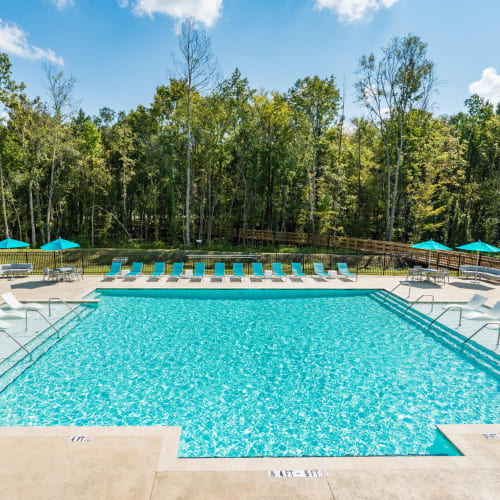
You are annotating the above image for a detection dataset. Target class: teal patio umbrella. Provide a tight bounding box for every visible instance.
[41,238,80,267]
[0,238,30,279]
[456,240,500,266]
[411,239,452,267]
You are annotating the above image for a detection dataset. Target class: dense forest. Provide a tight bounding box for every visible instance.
[0,25,499,249]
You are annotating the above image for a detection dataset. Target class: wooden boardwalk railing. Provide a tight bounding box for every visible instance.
[229,229,500,271]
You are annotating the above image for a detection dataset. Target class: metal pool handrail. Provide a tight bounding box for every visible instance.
[429,306,468,328]
[0,329,31,360]
[24,310,59,336]
[463,322,500,348]
[386,282,411,299]
[405,294,435,313]
[48,297,82,320]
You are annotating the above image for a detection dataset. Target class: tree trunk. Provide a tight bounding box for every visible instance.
[91,191,95,247]
[29,179,36,246]
[310,134,318,247]
[186,87,192,249]
[357,130,362,237]
[388,132,404,241]
[384,135,392,241]
[47,129,58,243]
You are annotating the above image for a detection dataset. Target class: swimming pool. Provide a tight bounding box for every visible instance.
[0,289,498,458]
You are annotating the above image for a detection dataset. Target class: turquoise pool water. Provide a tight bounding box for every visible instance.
[0,289,498,457]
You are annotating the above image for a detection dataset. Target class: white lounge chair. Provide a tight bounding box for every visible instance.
[0,309,24,320]
[0,320,10,329]
[1,292,43,311]
[438,294,488,326]
[444,294,487,313]
[464,301,500,321]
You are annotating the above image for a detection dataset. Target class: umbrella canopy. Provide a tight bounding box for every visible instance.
[41,238,80,251]
[456,240,500,268]
[411,239,452,251]
[456,240,500,253]
[41,238,80,267]
[0,238,30,280]
[411,239,451,267]
[0,238,30,249]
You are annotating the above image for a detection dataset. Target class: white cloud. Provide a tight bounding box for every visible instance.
[121,0,223,27]
[50,0,74,8]
[469,67,500,105]
[315,0,400,23]
[0,20,63,65]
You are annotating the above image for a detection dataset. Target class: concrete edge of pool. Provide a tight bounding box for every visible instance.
[0,424,499,499]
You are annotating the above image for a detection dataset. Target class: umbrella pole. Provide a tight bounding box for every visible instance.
[8,249,14,281]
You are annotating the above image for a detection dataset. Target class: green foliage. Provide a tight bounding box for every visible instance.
[0,44,498,249]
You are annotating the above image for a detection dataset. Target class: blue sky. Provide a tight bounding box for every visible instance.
[1,0,499,119]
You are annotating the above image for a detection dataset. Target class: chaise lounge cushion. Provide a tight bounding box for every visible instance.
[0,263,33,275]
[460,265,500,281]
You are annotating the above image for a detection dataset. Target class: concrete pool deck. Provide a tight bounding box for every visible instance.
[0,274,499,499]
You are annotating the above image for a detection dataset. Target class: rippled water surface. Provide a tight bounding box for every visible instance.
[0,289,499,457]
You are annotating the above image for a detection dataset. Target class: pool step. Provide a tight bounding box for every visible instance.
[370,290,500,378]
[0,305,96,392]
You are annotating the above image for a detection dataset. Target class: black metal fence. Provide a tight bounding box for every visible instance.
[0,249,416,276]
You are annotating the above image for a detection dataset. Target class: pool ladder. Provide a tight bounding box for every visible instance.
[405,294,435,313]
[463,322,500,348]
[429,306,465,328]
[386,282,412,300]
[24,298,81,337]
[0,329,31,360]
[47,297,82,320]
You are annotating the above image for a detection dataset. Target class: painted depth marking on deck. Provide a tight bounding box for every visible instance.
[268,470,328,478]
[68,435,91,442]
[483,433,500,439]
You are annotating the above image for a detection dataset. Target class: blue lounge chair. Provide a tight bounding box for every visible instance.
[272,263,287,281]
[193,262,205,279]
[291,262,306,280]
[252,262,265,280]
[124,262,143,280]
[169,262,183,280]
[104,261,121,279]
[149,262,165,280]
[214,262,225,281]
[313,262,329,280]
[337,262,357,281]
[232,263,245,281]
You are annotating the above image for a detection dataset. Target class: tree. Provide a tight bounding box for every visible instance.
[173,17,218,248]
[0,53,17,239]
[356,34,436,241]
[290,75,340,246]
[44,64,75,242]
